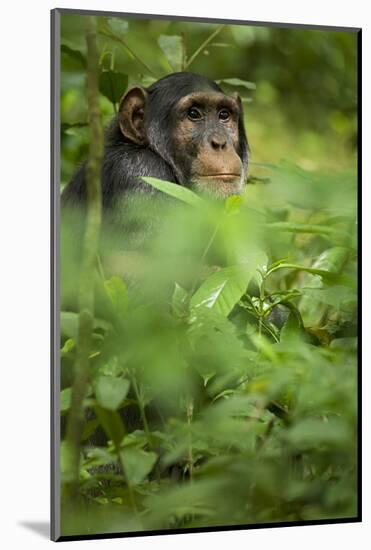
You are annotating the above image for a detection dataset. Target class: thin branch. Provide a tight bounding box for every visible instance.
[65,15,104,494]
[185,25,224,69]
[98,28,157,78]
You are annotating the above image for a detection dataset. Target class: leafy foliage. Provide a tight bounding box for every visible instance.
[59,13,358,538]
[61,164,358,536]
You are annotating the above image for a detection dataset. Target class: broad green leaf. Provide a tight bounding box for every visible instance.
[266,222,345,237]
[142,177,206,208]
[119,448,157,485]
[94,376,130,411]
[285,418,350,449]
[190,264,254,317]
[216,78,256,90]
[107,18,129,35]
[280,306,305,343]
[158,35,183,71]
[60,388,72,412]
[224,195,242,214]
[61,44,86,68]
[104,276,128,314]
[99,70,128,105]
[94,405,126,447]
[172,282,189,315]
[299,247,351,326]
[61,121,88,134]
[304,285,355,309]
[84,447,117,468]
[61,338,75,355]
[311,246,350,274]
[81,418,100,441]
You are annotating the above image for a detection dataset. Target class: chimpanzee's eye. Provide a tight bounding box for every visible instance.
[219,109,231,121]
[188,107,202,121]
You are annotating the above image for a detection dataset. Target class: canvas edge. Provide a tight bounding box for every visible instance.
[51,7,61,543]
[54,7,361,33]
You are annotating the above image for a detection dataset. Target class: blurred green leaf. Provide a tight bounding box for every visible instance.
[60,388,72,412]
[142,177,206,208]
[172,282,189,316]
[94,376,130,411]
[120,448,157,485]
[107,17,129,35]
[94,405,126,447]
[99,70,128,105]
[158,35,183,71]
[217,77,256,90]
[61,44,86,68]
[104,276,128,314]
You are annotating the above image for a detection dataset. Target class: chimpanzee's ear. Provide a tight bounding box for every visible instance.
[118,87,148,144]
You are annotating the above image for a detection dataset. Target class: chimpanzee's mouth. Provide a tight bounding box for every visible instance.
[199,174,241,182]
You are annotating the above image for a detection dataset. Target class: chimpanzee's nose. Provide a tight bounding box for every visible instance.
[211,136,227,150]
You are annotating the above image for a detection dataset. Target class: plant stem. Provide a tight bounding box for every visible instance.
[130,372,152,447]
[99,28,157,77]
[187,397,194,482]
[65,15,103,495]
[185,25,224,69]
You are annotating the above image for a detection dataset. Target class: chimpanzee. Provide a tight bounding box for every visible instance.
[61,72,249,213]
[61,72,250,459]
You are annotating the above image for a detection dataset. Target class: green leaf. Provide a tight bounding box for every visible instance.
[311,246,350,274]
[104,276,128,314]
[84,447,117,468]
[60,388,72,412]
[119,448,157,485]
[216,78,256,90]
[94,405,126,447]
[107,18,129,35]
[266,222,345,238]
[191,264,254,317]
[61,121,88,134]
[94,376,130,411]
[142,177,206,208]
[81,418,100,441]
[285,418,350,449]
[299,247,351,326]
[224,195,242,215]
[158,35,183,71]
[61,44,86,68]
[61,338,75,356]
[99,70,128,105]
[172,282,189,316]
[280,307,305,343]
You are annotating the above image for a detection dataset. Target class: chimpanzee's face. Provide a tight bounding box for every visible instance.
[170,91,246,198]
[117,74,249,200]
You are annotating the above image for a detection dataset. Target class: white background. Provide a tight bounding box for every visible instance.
[0,0,369,547]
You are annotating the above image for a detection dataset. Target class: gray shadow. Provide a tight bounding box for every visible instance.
[19,521,50,539]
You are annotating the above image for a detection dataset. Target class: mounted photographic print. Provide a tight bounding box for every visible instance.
[51,8,361,541]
